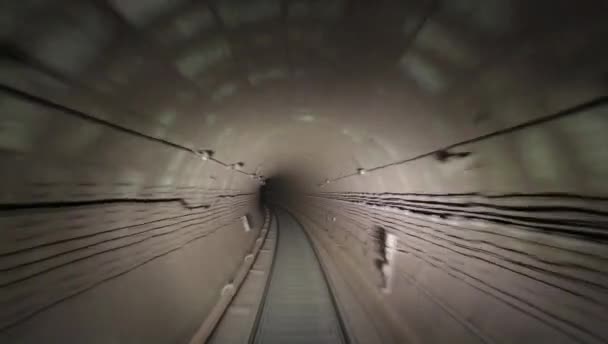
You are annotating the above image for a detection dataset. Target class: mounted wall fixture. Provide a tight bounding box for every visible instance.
[196,149,215,161]
[231,162,245,171]
[367,226,397,293]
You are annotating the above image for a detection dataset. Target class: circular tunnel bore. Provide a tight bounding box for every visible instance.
[0,1,607,343]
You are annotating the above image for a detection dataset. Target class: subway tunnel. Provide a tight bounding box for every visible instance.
[1,0,608,343]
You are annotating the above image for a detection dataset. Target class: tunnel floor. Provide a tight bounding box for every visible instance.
[253,210,346,344]
[212,210,347,344]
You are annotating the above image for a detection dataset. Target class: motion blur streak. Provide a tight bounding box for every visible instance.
[0,1,607,343]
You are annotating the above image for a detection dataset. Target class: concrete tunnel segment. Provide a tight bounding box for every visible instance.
[0,1,608,343]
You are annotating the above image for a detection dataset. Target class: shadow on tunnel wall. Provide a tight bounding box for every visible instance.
[1,0,607,343]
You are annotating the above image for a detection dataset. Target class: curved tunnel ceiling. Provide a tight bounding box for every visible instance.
[3,0,607,193]
[1,1,608,343]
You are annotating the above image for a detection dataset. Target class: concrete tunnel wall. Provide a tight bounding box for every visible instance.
[0,0,607,343]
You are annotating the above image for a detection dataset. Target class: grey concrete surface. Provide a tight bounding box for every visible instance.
[0,1,607,343]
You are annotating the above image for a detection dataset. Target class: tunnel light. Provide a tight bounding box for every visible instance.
[242,215,252,232]
[318,179,331,188]
[326,215,336,222]
[357,168,367,175]
[382,233,397,294]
